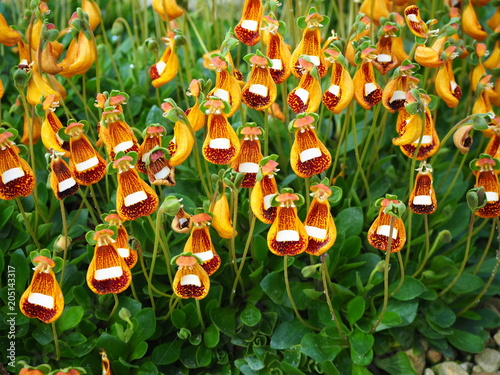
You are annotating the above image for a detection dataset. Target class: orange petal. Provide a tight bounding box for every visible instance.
[169,121,194,166]
[398,108,441,160]
[435,60,462,108]
[50,153,80,200]
[100,119,139,161]
[360,0,390,26]
[187,101,207,132]
[288,73,322,113]
[265,32,292,84]
[404,5,430,38]
[234,0,263,46]
[172,207,192,233]
[462,3,487,41]
[323,62,354,114]
[150,38,179,88]
[82,0,101,31]
[27,68,60,107]
[137,129,163,174]
[0,13,22,47]
[202,113,240,164]
[291,28,327,78]
[116,226,137,269]
[290,126,331,178]
[59,32,96,78]
[173,263,210,299]
[183,225,221,275]
[207,69,242,117]
[152,0,184,21]
[304,197,336,256]
[21,113,42,146]
[0,146,35,200]
[87,243,132,294]
[409,170,437,214]
[116,168,159,220]
[353,62,382,109]
[232,136,263,188]
[267,206,308,256]
[382,74,419,113]
[250,172,278,224]
[475,170,500,218]
[241,65,277,110]
[367,208,406,252]
[147,151,176,186]
[210,191,237,239]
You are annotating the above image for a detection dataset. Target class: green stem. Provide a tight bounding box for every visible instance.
[15,198,41,250]
[51,322,60,361]
[439,213,475,296]
[108,293,120,319]
[59,201,69,284]
[195,299,206,331]
[89,184,103,218]
[473,218,495,275]
[390,252,405,297]
[284,255,320,331]
[412,214,431,277]
[78,189,99,226]
[230,188,239,275]
[321,260,346,341]
[147,213,163,311]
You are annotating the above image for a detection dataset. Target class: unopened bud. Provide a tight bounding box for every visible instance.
[54,235,72,252]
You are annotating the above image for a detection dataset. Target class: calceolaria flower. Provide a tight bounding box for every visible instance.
[87,228,132,295]
[372,25,406,75]
[64,122,106,186]
[367,196,407,252]
[289,113,331,178]
[210,188,237,239]
[409,162,437,215]
[353,47,383,110]
[20,256,64,324]
[207,55,242,117]
[250,157,279,224]
[462,2,487,41]
[241,51,277,111]
[186,79,207,132]
[267,189,308,256]
[172,253,210,300]
[0,129,35,200]
[26,62,61,107]
[152,0,183,21]
[484,118,500,161]
[100,107,139,161]
[359,0,390,26]
[404,5,438,40]
[146,147,176,186]
[48,150,80,200]
[435,46,462,108]
[261,15,292,84]
[137,125,165,174]
[41,95,70,157]
[172,201,192,234]
[104,213,137,269]
[322,48,354,114]
[0,12,22,46]
[231,125,263,188]
[112,152,159,221]
[414,35,447,68]
[202,98,241,165]
[150,32,179,88]
[288,57,322,114]
[304,183,337,256]
[470,155,500,218]
[183,213,221,276]
[382,63,420,112]
[162,101,195,167]
[101,349,113,375]
[234,0,263,46]
[291,8,329,78]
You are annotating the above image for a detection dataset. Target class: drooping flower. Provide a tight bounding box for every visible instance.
[409,162,437,215]
[26,63,60,107]
[58,25,97,78]
[0,12,22,47]
[261,15,292,84]
[41,95,70,157]
[100,349,113,375]
[289,113,331,178]
[100,108,139,161]
[414,36,447,68]
[206,55,242,117]
[372,25,405,75]
[172,253,210,300]
[462,2,487,41]
[346,16,371,66]
[104,213,137,269]
[0,129,35,200]
[234,0,263,46]
[435,46,462,108]
[404,5,438,40]
[367,197,406,252]
[470,155,500,218]
[267,189,308,256]
[382,63,420,112]
[202,98,241,165]
[172,202,192,234]
[48,150,80,200]
[21,112,42,146]
[322,48,354,114]
[359,0,390,26]
[112,152,159,221]
[152,0,183,21]
[149,32,179,88]
[20,256,64,323]
[232,125,263,188]
[64,122,106,186]
[250,158,279,224]
[288,57,322,114]
[137,125,165,174]
[304,184,337,256]
[210,188,237,239]
[87,228,132,295]
[353,47,383,110]
[241,51,277,111]
[82,0,101,31]
[470,43,488,93]
[162,101,195,167]
[290,8,329,78]
[146,147,176,186]
[483,118,500,162]
[484,28,500,70]
[186,79,207,132]
[183,213,221,276]
[472,75,496,115]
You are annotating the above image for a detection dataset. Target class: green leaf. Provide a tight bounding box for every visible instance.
[32,324,54,345]
[128,308,156,347]
[375,300,418,331]
[240,303,262,327]
[151,340,183,365]
[280,362,307,375]
[349,330,374,356]
[203,324,220,348]
[260,271,286,305]
[425,301,456,328]
[146,105,164,126]
[0,205,14,230]
[56,306,84,333]
[390,276,426,301]
[130,341,148,361]
[210,306,236,337]
[96,332,129,361]
[449,273,483,293]
[270,320,310,350]
[300,333,343,362]
[320,361,341,375]
[448,329,484,353]
[10,249,30,293]
[347,296,365,325]
[171,309,186,328]
[196,345,212,367]
[374,351,417,375]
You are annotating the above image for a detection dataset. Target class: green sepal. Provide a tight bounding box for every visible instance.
[383,200,406,218]
[173,28,186,46]
[0,127,19,140]
[160,196,182,216]
[201,96,231,115]
[56,128,68,143]
[297,16,307,29]
[329,186,343,205]
[171,252,203,265]
[278,20,287,35]
[472,115,489,131]
[86,230,97,245]
[17,144,29,157]
[466,187,487,213]
[415,36,427,45]
[35,103,45,118]
[427,95,438,111]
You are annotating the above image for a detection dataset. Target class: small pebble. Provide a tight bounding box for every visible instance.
[427,350,443,364]
[475,348,500,373]
[434,361,469,375]
[494,330,500,347]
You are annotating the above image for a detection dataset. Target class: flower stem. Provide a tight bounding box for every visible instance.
[284,255,320,331]
[59,201,69,284]
[51,322,60,361]
[146,213,163,311]
[230,188,239,275]
[390,251,405,297]
[439,213,475,296]
[474,218,496,275]
[15,197,41,251]
[108,293,120,319]
[412,214,431,278]
[371,215,396,333]
[321,260,346,341]
[195,299,206,331]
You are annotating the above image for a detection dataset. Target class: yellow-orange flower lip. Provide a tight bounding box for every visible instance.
[189,79,201,97]
[192,213,212,223]
[33,255,55,267]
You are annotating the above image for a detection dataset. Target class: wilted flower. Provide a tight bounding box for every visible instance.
[146,147,176,186]
[137,125,165,174]
[20,256,64,323]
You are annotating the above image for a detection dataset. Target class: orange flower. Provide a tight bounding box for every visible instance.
[472,156,500,218]
[162,102,195,167]
[267,190,308,256]
[232,126,263,188]
[100,349,113,375]
[462,2,487,41]
[304,184,337,256]
[359,0,390,26]
[484,121,500,162]
[202,99,241,165]
[20,256,64,323]
[250,158,279,224]
[210,189,237,239]
[367,198,406,252]
[242,52,277,111]
[435,47,462,108]
[186,80,207,132]
[487,6,500,30]
[21,112,42,146]
[172,204,192,234]
[183,213,221,276]
[234,0,263,46]
[0,77,4,99]
[65,122,106,186]
[346,16,371,66]
[100,109,139,161]
[206,55,242,117]
[382,64,420,112]
[137,125,165,174]
[0,12,22,47]
[104,213,137,269]
[322,48,354,114]
[149,32,179,88]
[82,0,101,31]
[288,57,322,113]
[409,162,437,215]
[291,9,329,78]
[372,25,404,75]
[87,228,132,295]
[146,148,176,186]
[404,5,437,39]
[49,150,80,200]
[472,75,496,115]
[172,254,210,300]
[19,369,45,375]
[113,153,159,220]
[26,63,60,107]
[58,31,96,78]
[414,36,447,68]
[152,0,183,21]
[289,114,331,178]
[0,130,35,200]
[353,48,383,110]
[470,43,488,93]
[261,15,292,84]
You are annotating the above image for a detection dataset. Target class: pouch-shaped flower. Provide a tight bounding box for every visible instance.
[409,163,437,215]
[234,0,263,46]
[367,199,406,252]
[173,254,210,300]
[250,159,279,224]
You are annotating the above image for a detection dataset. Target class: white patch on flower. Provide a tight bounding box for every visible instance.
[95,266,123,280]
[124,191,148,207]
[305,225,327,240]
[75,156,99,172]
[276,230,300,242]
[376,225,398,239]
[28,293,54,309]
[2,167,25,184]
